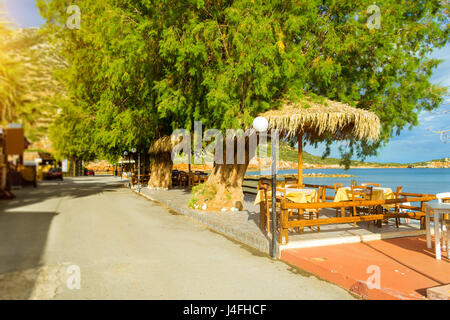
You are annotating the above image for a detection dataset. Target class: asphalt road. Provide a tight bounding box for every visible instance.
[0,176,354,299]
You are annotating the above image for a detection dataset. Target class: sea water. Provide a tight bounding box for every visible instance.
[246,168,450,195]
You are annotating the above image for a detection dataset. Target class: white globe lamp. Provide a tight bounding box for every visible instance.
[253,116,269,132]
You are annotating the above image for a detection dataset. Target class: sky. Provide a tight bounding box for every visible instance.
[2,0,449,163]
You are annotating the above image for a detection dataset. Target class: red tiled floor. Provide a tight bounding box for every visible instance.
[281,236,450,300]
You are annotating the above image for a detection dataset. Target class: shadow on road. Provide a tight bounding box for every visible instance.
[0,211,58,274]
[0,178,124,212]
[0,210,58,299]
[0,177,123,299]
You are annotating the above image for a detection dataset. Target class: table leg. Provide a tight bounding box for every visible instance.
[299,209,304,233]
[447,223,450,259]
[434,210,441,260]
[443,223,447,252]
[426,206,431,249]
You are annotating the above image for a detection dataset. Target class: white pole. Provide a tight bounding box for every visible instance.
[138,152,141,193]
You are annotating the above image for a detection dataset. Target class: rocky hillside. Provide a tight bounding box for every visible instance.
[2,27,66,143]
[409,158,450,168]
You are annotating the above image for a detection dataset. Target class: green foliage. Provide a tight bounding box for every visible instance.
[189,182,217,207]
[37,0,449,163]
[49,102,95,162]
[2,28,67,140]
[0,16,24,125]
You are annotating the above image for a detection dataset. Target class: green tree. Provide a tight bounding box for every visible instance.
[49,102,96,173]
[0,16,24,124]
[38,0,161,166]
[2,28,68,141]
[38,1,449,208]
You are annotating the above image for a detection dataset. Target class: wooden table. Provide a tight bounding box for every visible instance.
[254,187,317,205]
[424,202,450,260]
[333,187,394,222]
[334,187,394,202]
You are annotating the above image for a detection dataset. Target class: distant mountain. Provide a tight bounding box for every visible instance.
[273,143,450,168]
[2,27,67,142]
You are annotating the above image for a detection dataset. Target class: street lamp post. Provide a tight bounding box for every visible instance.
[123,151,128,183]
[138,152,141,193]
[129,149,136,188]
[131,148,140,193]
[253,116,278,259]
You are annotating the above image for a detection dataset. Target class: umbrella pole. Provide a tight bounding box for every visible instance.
[188,162,191,188]
[298,131,303,186]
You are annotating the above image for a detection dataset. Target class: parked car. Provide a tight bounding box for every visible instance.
[45,167,63,180]
[85,170,95,176]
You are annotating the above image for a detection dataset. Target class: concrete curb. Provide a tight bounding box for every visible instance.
[132,188,270,255]
[280,229,427,250]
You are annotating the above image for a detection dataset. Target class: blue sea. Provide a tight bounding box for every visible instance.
[246,168,450,196]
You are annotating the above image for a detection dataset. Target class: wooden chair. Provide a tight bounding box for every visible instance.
[189,172,200,187]
[197,172,208,184]
[362,183,381,187]
[257,179,271,233]
[333,183,343,217]
[178,171,189,188]
[172,170,180,187]
[285,177,303,188]
[307,186,324,233]
[258,180,283,235]
[351,180,358,187]
[394,192,431,229]
[350,185,374,226]
[436,192,450,253]
[391,186,403,227]
[281,185,324,234]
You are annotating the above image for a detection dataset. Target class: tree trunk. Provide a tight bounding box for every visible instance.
[148,152,173,189]
[191,133,256,211]
[199,163,249,211]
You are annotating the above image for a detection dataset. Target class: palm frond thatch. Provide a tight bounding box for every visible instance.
[260,98,381,142]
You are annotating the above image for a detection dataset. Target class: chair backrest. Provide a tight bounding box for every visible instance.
[362,183,381,187]
[258,178,271,190]
[350,185,373,200]
[285,177,297,185]
[436,192,450,204]
[276,188,286,198]
[179,171,188,180]
[316,186,324,203]
[399,202,411,213]
[285,177,304,188]
[333,183,343,192]
[394,186,403,209]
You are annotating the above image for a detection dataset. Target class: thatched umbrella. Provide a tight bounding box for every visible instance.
[260,98,381,185]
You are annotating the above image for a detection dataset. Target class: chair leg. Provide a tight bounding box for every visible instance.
[299,209,304,233]
[441,220,447,253]
[316,209,320,233]
[446,221,450,259]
